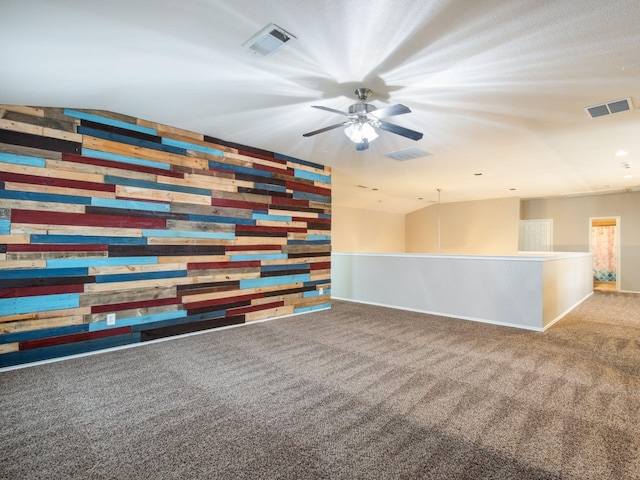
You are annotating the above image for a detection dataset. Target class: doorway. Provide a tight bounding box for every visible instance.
[589,217,620,292]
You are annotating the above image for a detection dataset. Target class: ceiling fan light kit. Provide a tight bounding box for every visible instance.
[303,88,423,151]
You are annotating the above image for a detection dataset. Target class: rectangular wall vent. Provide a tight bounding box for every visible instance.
[384,147,432,161]
[585,97,634,118]
[242,23,296,57]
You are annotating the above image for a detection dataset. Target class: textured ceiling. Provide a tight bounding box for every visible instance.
[1,0,640,213]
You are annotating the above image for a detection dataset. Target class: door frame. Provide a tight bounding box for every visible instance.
[589,216,621,291]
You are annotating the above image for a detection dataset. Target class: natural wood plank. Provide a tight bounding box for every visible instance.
[0,259,46,270]
[0,343,19,354]
[137,120,204,142]
[0,234,29,244]
[0,158,103,184]
[245,305,294,322]
[0,308,90,325]
[116,185,210,205]
[0,118,83,143]
[83,136,208,170]
[0,105,45,118]
[7,251,109,261]
[165,219,235,233]
[0,141,63,160]
[0,199,87,214]
[47,158,157,183]
[11,223,143,238]
[87,304,182,324]
[79,286,177,308]
[83,276,195,293]
[157,255,229,264]
[88,263,187,276]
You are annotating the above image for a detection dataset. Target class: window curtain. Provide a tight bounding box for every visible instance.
[592,225,616,281]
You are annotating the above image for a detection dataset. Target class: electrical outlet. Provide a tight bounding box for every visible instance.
[319,287,324,295]
[106,313,116,326]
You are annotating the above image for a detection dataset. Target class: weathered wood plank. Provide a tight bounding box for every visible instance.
[79,286,177,308]
[116,185,210,205]
[245,305,294,322]
[0,105,45,118]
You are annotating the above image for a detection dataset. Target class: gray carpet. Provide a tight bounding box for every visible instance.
[1,291,640,479]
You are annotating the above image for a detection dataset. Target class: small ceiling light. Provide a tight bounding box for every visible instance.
[344,122,378,144]
[624,174,633,179]
[622,161,633,168]
[615,150,628,157]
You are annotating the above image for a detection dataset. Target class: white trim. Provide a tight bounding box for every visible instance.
[542,291,593,331]
[332,296,545,332]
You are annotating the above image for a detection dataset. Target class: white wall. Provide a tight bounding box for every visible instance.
[406,197,521,255]
[332,205,405,252]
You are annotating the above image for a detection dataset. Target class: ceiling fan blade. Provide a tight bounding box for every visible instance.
[355,138,369,151]
[311,105,351,116]
[369,104,411,119]
[378,121,423,141]
[302,121,349,137]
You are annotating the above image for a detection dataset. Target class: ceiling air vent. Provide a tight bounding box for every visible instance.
[585,97,634,118]
[242,23,296,57]
[384,147,432,161]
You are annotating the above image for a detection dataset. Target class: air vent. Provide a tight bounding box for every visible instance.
[384,147,432,161]
[585,97,634,118]
[242,23,295,57]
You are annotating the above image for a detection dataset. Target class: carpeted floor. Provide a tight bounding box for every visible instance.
[1,291,639,479]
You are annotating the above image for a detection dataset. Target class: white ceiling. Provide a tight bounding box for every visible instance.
[2,0,640,213]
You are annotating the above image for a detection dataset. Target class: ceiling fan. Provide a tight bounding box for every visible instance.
[303,88,423,151]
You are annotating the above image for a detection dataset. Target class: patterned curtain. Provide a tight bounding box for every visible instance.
[592,225,617,281]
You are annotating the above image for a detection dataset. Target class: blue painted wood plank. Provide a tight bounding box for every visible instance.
[78,126,186,155]
[0,219,9,235]
[46,256,158,269]
[83,148,170,171]
[308,234,331,241]
[187,214,255,225]
[95,269,186,284]
[89,310,187,331]
[104,175,211,196]
[274,153,326,170]
[0,190,91,205]
[292,191,331,203]
[0,333,141,368]
[0,324,88,345]
[208,160,274,178]
[64,109,157,135]
[287,240,331,245]
[261,263,310,272]
[0,267,89,279]
[0,151,46,167]
[231,253,288,262]
[0,293,80,316]
[91,197,170,212]
[252,213,292,222]
[319,213,331,220]
[294,168,331,184]
[304,279,331,288]
[161,137,223,157]
[239,273,310,289]
[142,229,235,240]
[303,289,331,298]
[30,234,147,245]
[295,303,331,314]
[254,182,287,193]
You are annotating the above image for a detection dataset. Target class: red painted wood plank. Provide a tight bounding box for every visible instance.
[0,171,115,193]
[91,296,181,314]
[11,209,166,229]
[7,244,109,252]
[186,292,265,311]
[285,180,331,197]
[270,196,310,208]
[211,198,268,211]
[237,150,275,162]
[62,153,184,178]
[19,327,132,350]
[226,300,284,316]
[236,225,307,234]
[310,262,331,270]
[302,217,331,224]
[253,163,294,176]
[0,283,86,299]
[187,260,261,270]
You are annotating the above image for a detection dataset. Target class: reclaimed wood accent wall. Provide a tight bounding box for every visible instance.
[0,105,331,367]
